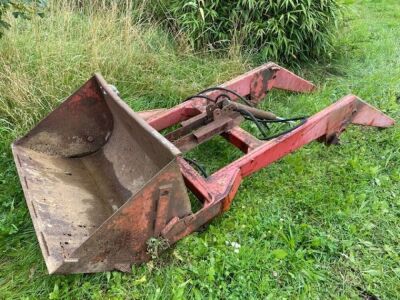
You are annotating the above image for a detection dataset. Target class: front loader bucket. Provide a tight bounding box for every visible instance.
[12,74,191,274]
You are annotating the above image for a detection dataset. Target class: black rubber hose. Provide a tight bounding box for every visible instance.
[184,158,209,178]
[183,94,217,103]
[193,86,254,107]
[215,93,232,102]
[260,118,308,140]
[258,116,309,123]
[236,108,269,138]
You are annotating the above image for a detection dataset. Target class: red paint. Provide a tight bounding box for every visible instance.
[139,63,394,244]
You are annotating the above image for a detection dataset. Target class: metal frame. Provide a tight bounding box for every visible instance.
[12,62,394,274]
[138,62,394,244]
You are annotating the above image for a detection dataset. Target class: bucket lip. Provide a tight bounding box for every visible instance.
[93,73,182,158]
[11,143,64,274]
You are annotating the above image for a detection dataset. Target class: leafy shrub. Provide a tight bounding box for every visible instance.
[155,0,341,62]
[0,0,46,37]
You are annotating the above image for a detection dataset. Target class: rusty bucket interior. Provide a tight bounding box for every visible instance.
[12,74,191,274]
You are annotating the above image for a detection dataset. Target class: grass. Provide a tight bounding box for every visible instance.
[0,0,399,298]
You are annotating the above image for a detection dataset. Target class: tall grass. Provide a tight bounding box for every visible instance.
[0,1,246,136]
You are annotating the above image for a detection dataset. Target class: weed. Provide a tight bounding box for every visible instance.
[147,237,170,261]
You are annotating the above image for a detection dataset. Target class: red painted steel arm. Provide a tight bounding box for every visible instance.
[135,65,393,247]
[143,62,315,130]
[161,95,394,244]
[270,66,315,93]
[218,95,395,179]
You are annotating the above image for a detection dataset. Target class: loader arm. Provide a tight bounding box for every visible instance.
[137,64,393,245]
[152,95,394,243]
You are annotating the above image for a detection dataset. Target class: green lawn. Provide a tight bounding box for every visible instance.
[0,0,399,299]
